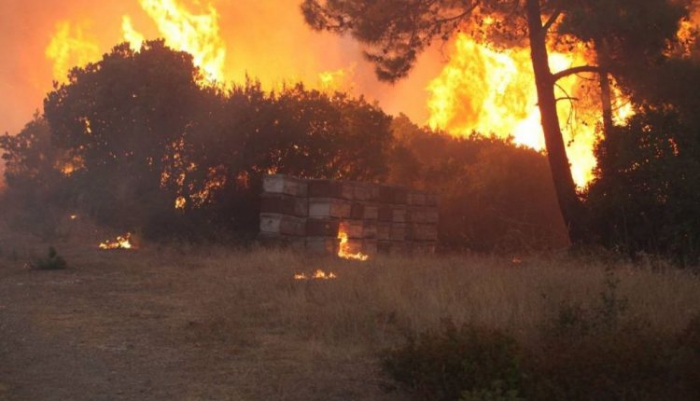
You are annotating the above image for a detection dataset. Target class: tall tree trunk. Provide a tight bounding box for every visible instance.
[525,0,589,244]
[595,38,614,137]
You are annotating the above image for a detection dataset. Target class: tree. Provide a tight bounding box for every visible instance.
[186,82,393,237]
[0,114,69,238]
[301,0,691,245]
[587,107,700,265]
[43,40,217,229]
[388,115,568,252]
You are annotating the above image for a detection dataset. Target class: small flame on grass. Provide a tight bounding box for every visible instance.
[294,269,337,280]
[338,231,369,261]
[99,233,134,250]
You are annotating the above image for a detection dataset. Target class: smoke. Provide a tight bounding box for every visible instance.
[0,0,441,136]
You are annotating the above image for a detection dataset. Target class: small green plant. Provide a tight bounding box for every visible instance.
[544,267,630,338]
[382,320,522,401]
[595,266,629,331]
[36,246,67,270]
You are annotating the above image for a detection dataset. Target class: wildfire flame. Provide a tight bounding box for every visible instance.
[123,0,227,84]
[99,233,134,250]
[427,34,632,187]
[37,1,690,192]
[45,21,101,82]
[337,230,369,261]
[294,269,338,280]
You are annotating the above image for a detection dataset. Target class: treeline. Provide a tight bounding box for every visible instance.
[2,40,699,263]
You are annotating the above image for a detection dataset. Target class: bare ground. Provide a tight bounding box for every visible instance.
[0,241,405,401]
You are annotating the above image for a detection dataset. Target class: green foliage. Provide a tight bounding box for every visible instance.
[587,107,700,266]
[543,268,630,339]
[382,321,522,401]
[0,115,69,240]
[35,246,67,270]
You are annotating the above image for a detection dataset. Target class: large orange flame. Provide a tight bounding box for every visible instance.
[123,0,227,84]
[427,34,632,187]
[46,21,101,82]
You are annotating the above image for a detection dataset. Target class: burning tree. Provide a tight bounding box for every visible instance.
[301,0,692,245]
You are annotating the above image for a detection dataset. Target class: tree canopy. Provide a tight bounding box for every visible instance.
[301,0,694,245]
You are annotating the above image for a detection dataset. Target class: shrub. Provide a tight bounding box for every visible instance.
[35,246,67,270]
[382,320,522,401]
[526,324,672,401]
[527,269,677,401]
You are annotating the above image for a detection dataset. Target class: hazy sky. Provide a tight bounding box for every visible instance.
[0,0,445,135]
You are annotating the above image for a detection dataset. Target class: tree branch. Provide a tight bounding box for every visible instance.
[552,65,601,83]
[542,8,563,33]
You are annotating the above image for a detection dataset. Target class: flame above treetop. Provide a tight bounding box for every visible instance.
[39,1,697,189]
[427,33,634,187]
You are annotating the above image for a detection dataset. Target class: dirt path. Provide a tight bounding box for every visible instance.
[0,246,403,401]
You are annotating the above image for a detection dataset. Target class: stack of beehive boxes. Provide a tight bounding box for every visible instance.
[259,174,438,256]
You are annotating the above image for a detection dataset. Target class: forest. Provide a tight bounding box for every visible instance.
[2,1,700,400]
[2,30,700,264]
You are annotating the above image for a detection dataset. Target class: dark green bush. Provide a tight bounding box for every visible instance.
[526,325,673,401]
[382,271,699,401]
[35,246,67,270]
[382,321,522,401]
[525,268,678,400]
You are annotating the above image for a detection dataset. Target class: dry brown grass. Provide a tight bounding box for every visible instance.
[1,214,700,400]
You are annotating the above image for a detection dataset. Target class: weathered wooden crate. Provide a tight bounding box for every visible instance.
[308,179,353,199]
[260,174,438,256]
[377,222,391,241]
[260,213,307,236]
[410,241,437,254]
[362,221,377,239]
[407,207,439,224]
[353,182,380,202]
[390,223,407,241]
[407,223,438,241]
[378,206,407,222]
[263,174,308,197]
[350,203,364,220]
[306,219,340,236]
[258,233,306,251]
[308,198,352,219]
[362,204,379,220]
[426,193,439,206]
[407,190,427,206]
[377,240,408,254]
[306,236,340,254]
[261,193,308,217]
[341,238,378,257]
[339,220,364,239]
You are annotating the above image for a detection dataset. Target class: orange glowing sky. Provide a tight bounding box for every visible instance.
[0,0,443,136]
